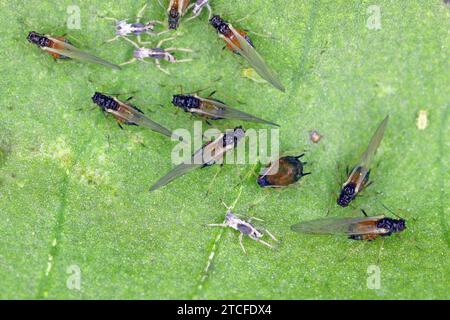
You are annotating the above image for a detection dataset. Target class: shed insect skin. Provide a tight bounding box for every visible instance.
[119,37,193,74]
[207,203,279,254]
[257,154,311,188]
[185,0,213,22]
[102,3,168,44]
[337,116,389,207]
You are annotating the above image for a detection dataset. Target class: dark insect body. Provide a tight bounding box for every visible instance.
[27,31,121,69]
[168,0,191,30]
[148,127,246,192]
[337,166,370,207]
[337,116,389,207]
[171,94,279,126]
[348,217,406,241]
[209,15,254,52]
[91,92,174,138]
[27,31,70,59]
[208,15,285,92]
[291,214,406,241]
[258,154,310,188]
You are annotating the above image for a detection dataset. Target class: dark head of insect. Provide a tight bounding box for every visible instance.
[337,166,370,207]
[168,8,180,30]
[209,15,231,36]
[377,217,406,235]
[27,31,50,47]
[348,216,406,241]
[337,183,356,207]
[257,154,310,188]
[172,94,201,112]
[91,92,119,112]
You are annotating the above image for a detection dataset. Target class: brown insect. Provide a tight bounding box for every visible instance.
[291,210,406,241]
[257,154,310,188]
[27,31,120,69]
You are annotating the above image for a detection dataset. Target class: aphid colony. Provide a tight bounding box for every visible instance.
[26,2,406,254]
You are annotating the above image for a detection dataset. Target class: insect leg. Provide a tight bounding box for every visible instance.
[205,165,222,196]
[205,4,212,20]
[185,2,199,21]
[239,233,247,254]
[165,47,194,53]
[121,36,141,48]
[376,238,385,265]
[257,239,274,249]
[174,58,193,63]
[104,35,121,43]
[157,0,165,10]
[119,58,137,66]
[157,37,177,48]
[148,29,170,37]
[263,229,279,242]
[206,223,227,227]
[101,16,119,22]
[248,216,264,223]
[155,60,171,75]
[136,3,148,23]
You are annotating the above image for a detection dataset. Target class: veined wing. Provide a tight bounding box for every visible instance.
[108,104,177,139]
[291,215,385,235]
[227,25,285,92]
[45,37,121,70]
[197,97,279,126]
[149,163,202,192]
[358,115,389,169]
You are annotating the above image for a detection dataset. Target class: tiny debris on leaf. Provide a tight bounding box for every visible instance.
[416,110,428,130]
[309,130,322,143]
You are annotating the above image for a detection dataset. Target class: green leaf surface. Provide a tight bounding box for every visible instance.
[0,0,449,299]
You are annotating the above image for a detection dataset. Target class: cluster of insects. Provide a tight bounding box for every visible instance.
[26,1,406,254]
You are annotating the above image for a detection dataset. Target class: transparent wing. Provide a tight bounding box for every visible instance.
[129,112,176,139]
[108,104,177,139]
[45,38,121,70]
[291,216,385,235]
[149,163,202,192]
[227,25,285,92]
[358,115,389,169]
[198,98,279,126]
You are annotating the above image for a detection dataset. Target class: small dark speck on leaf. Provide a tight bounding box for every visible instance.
[0,131,12,167]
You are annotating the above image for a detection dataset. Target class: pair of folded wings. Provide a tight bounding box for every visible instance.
[291,215,387,235]
[149,133,241,191]
[223,25,285,92]
[44,36,121,70]
[190,96,279,126]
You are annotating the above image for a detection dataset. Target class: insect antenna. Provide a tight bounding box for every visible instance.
[221,184,244,212]
[380,202,406,220]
